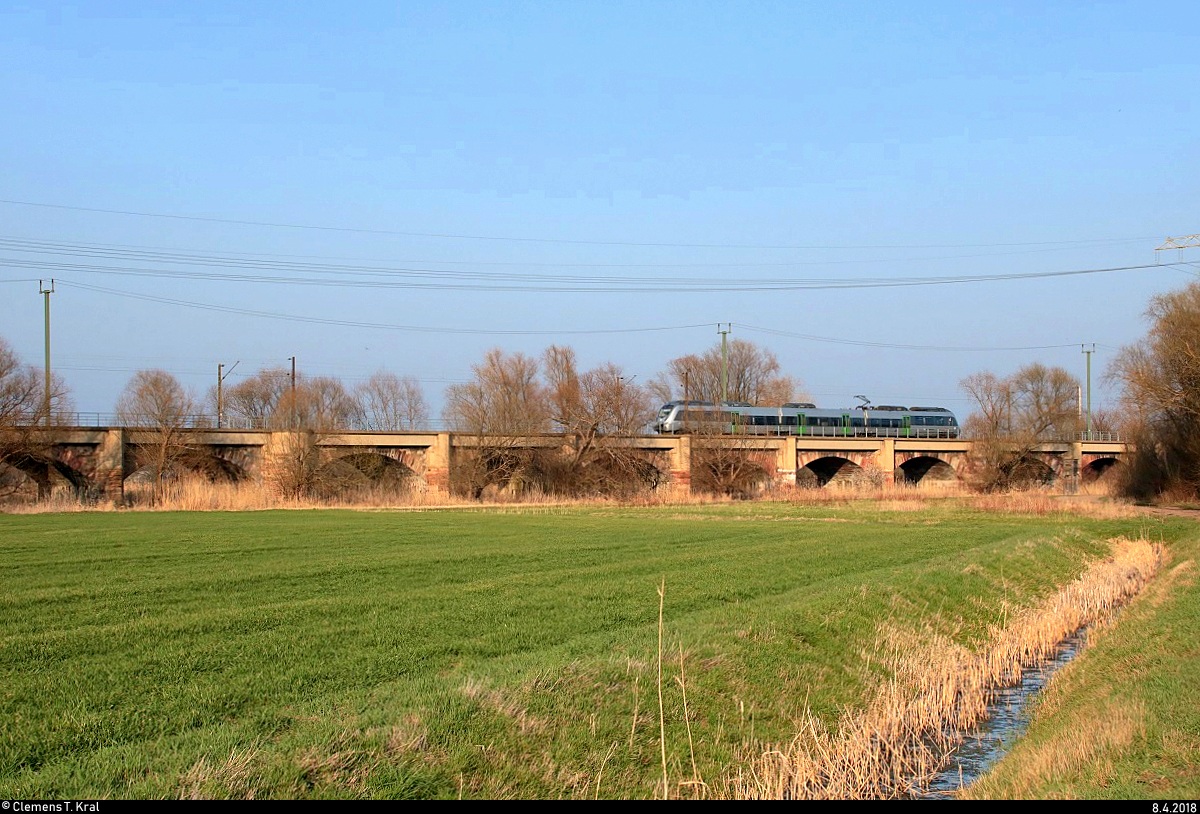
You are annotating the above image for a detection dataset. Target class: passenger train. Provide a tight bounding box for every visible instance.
[653,401,960,438]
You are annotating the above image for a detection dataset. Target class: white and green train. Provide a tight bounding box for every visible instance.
[653,401,960,438]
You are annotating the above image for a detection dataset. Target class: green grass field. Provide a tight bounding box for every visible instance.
[1,502,1195,799]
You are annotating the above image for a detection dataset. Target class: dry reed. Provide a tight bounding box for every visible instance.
[727,536,1164,799]
[4,471,1144,521]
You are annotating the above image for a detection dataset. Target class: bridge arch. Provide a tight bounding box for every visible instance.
[1006,455,1056,487]
[799,456,865,487]
[1,455,89,499]
[315,451,418,497]
[185,451,251,482]
[1082,456,1121,483]
[897,455,958,486]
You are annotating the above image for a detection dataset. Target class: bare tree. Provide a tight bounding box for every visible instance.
[1009,364,1080,441]
[1109,281,1200,500]
[444,348,548,435]
[656,338,802,405]
[0,337,77,500]
[353,370,428,430]
[115,369,199,500]
[261,374,362,497]
[285,375,357,431]
[0,338,52,498]
[691,438,771,498]
[443,349,549,497]
[220,366,364,432]
[649,340,802,496]
[960,372,1011,437]
[0,340,42,426]
[221,367,292,428]
[960,363,1080,491]
[542,345,659,496]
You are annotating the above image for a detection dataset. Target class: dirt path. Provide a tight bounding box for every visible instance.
[1139,505,1200,520]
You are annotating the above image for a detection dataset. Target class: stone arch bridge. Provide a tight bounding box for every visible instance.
[10,428,1126,501]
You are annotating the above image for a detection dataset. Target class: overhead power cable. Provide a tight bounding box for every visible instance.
[0,247,1170,292]
[55,280,1099,353]
[55,280,717,335]
[0,198,1159,251]
[738,324,1080,352]
[0,234,1151,269]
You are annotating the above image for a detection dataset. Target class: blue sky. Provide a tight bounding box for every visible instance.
[1,1,1197,423]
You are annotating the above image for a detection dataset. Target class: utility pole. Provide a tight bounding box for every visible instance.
[216,361,239,428]
[289,356,298,429]
[39,280,54,426]
[718,323,731,404]
[1082,343,1094,438]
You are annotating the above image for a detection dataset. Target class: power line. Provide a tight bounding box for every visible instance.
[0,233,1152,269]
[0,198,1161,251]
[739,323,1080,352]
[56,280,1104,354]
[55,280,719,335]
[1,249,1172,293]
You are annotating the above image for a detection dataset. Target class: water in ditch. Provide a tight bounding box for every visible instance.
[920,627,1089,799]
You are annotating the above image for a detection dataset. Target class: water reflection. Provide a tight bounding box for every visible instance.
[922,628,1088,798]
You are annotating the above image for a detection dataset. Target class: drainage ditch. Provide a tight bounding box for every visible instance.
[921,627,1089,798]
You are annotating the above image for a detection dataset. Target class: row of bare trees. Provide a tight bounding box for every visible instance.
[646,338,800,405]
[109,366,429,500]
[36,338,794,501]
[438,340,807,498]
[443,346,657,498]
[215,367,428,431]
[954,279,1200,499]
[13,303,1198,504]
[958,363,1087,491]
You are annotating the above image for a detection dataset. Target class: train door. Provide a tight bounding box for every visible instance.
[842,413,851,437]
[902,415,911,438]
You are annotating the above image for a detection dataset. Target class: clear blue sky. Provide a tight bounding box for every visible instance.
[1,1,1197,423]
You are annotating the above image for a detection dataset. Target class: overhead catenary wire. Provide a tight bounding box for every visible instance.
[53,280,1104,354]
[0,234,1155,269]
[738,324,1081,352]
[2,212,1170,411]
[0,198,1161,251]
[0,243,1172,293]
[54,280,718,335]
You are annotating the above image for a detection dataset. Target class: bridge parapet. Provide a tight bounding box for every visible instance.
[13,427,1129,501]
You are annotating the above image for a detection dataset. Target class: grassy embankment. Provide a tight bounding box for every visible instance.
[962,514,1200,799]
[0,501,1194,798]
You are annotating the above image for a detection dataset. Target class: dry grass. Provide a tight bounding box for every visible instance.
[959,693,1146,799]
[726,536,1164,800]
[177,746,265,800]
[3,470,1148,521]
[460,677,548,736]
[966,491,1141,519]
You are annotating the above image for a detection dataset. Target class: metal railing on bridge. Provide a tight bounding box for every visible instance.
[1078,431,1122,442]
[40,414,1125,443]
[48,413,453,432]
